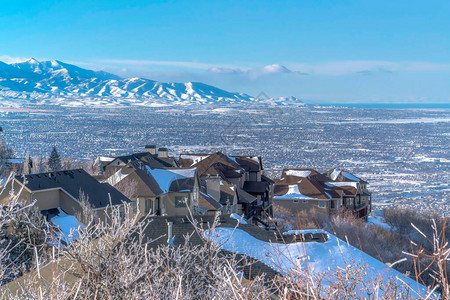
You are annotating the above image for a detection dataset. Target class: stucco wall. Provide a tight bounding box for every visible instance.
[165,192,192,216]
[274,198,330,215]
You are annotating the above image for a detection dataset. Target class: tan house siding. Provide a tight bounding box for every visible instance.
[164,192,192,216]
[0,179,31,205]
[31,190,61,210]
[59,191,82,216]
[274,198,330,215]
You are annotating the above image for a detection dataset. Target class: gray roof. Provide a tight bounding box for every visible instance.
[113,152,173,168]
[16,169,131,209]
[142,215,280,280]
[107,164,196,198]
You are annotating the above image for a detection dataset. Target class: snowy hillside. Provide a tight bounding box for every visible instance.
[0,58,305,107]
[208,228,433,298]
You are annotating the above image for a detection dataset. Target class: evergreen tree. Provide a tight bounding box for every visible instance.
[47,146,62,172]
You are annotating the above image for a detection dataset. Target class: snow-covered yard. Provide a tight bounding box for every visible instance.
[207,227,434,298]
[367,210,392,230]
[50,208,84,244]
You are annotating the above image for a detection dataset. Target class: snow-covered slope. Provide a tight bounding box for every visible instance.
[0,58,304,107]
[208,228,433,298]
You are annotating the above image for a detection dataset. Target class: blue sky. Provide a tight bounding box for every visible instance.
[1,0,449,103]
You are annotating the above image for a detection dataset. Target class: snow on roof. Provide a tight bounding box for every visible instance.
[342,171,361,182]
[273,184,314,200]
[285,170,311,178]
[325,181,359,189]
[208,228,431,298]
[145,166,196,193]
[106,169,129,186]
[330,168,341,181]
[51,208,84,244]
[180,154,209,166]
[99,156,115,162]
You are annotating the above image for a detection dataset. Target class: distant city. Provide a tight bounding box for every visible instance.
[0,104,449,214]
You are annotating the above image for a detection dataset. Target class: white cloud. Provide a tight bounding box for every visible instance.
[401,62,450,72]
[261,64,292,74]
[286,60,450,76]
[95,58,450,80]
[98,59,245,71]
[208,67,243,74]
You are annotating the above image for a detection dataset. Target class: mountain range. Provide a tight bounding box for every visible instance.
[0,58,304,107]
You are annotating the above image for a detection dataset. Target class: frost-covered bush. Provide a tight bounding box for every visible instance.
[1,190,448,299]
[0,174,50,285]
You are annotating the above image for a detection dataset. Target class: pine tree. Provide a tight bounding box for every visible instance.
[47,146,62,172]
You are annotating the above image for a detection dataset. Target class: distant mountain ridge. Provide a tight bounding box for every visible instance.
[0,58,305,107]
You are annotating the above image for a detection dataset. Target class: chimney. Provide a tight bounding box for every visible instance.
[145,145,156,155]
[167,221,174,245]
[158,147,168,158]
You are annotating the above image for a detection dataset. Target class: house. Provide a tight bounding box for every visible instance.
[178,152,274,224]
[102,161,220,217]
[94,145,178,174]
[325,167,372,213]
[273,168,371,219]
[0,169,131,222]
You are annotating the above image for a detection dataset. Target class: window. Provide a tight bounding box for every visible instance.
[175,196,188,208]
[318,201,327,208]
[293,199,299,203]
[330,200,336,209]
[302,199,308,204]
[145,199,152,213]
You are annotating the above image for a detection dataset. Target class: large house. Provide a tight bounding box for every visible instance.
[95,145,178,173]
[178,152,274,224]
[273,168,371,219]
[98,147,225,218]
[0,169,131,222]
[102,161,219,217]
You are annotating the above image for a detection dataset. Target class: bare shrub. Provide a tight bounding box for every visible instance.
[273,204,329,230]
[0,174,51,285]
[72,159,96,175]
[2,184,445,299]
[384,207,448,241]
[3,204,272,299]
[75,190,95,225]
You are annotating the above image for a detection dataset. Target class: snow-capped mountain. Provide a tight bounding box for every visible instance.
[0,58,305,107]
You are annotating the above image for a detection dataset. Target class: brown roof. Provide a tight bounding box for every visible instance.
[199,191,223,210]
[274,168,360,200]
[105,163,196,198]
[190,152,241,176]
[232,156,262,172]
